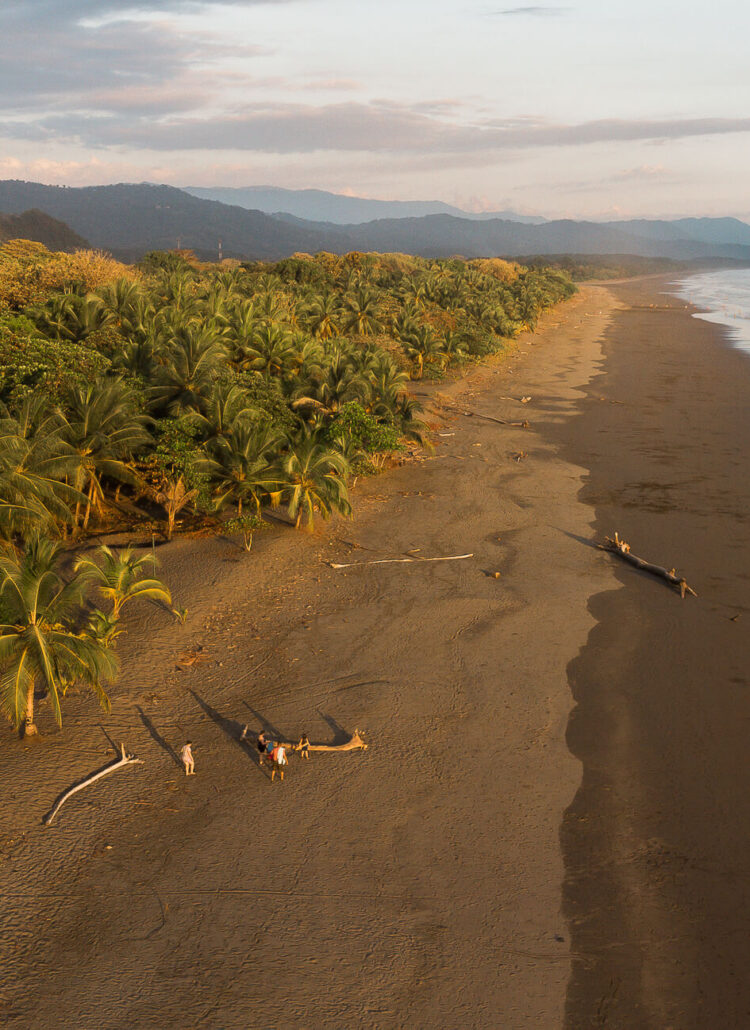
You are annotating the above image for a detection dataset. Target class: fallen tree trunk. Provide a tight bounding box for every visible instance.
[598,532,697,599]
[43,743,144,826]
[241,727,368,752]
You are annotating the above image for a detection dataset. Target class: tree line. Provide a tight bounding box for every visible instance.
[0,241,574,736]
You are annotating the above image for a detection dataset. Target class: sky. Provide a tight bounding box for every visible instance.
[2,0,750,220]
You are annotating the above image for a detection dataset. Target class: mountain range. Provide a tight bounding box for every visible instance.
[1,179,750,265]
[182,185,546,225]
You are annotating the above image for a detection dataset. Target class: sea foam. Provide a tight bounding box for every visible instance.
[669,269,750,356]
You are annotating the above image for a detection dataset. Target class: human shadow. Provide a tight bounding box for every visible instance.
[136,706,182,769]
[189,690,260,769]
[317,711,350,746]
[241,702,292,745]
[98,723,119,754]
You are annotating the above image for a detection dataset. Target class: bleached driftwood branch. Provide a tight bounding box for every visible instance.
[598,532,698,599]
[43,742,144,826]
[328,553,473,569]
[440,403,529,428]
[241,726,368,753]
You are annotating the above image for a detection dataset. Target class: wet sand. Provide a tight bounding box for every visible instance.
[2,277,748,1028]
[559,278,750,1028]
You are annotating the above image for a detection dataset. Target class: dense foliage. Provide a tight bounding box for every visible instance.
[0,240,574,733]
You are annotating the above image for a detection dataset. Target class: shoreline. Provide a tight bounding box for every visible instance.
[557,276,750,1027]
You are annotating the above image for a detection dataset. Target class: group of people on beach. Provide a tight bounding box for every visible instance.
[180,731,310,783]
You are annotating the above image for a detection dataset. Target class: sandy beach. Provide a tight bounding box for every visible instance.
[2,275,749,1028]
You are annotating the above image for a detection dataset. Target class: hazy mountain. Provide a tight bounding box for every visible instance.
[319,215,750,262]
[0,208,89,250]
[602,217,750,247]
[183,185,546,225]
[1,180,749,264]
[0,180,349,261]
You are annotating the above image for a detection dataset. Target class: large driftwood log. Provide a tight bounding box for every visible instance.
[43,743,144,826]
[598,532,697,599]
[241,726,368,752]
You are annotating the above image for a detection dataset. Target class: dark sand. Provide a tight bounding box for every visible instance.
[1,277,748,1028]
[559,278,750,1028]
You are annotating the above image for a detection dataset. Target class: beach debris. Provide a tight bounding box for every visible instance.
[240,726,368,753]
[176,646,210,669]
[598,532,698,599]
[730,614,742,622]
[521,396,532,404]
[439,401,529,428]
[43,743,144,827]
[511,452,527,462]
[326,553,473,569]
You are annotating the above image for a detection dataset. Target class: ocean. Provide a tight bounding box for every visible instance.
[669,268,750,356]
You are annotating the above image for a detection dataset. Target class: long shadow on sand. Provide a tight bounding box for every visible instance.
[189,689,264,772]
[136,706,182,769]
[317,711,350,746]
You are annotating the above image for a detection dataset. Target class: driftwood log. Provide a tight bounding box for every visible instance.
[442,403,529,428]
[598,532,697,599]
[43,743,144,826]
[241,726,368,752]
[328,553,472,569]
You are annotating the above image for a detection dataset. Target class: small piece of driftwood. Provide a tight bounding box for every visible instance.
[441,403,529,428]
[241,727,368,752]
[43,743,144,826]
[328,553,473,569]
[598,532,697,599]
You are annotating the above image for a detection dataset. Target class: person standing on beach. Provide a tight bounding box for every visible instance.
[269,743,288,782]
[297,733,310,760]
[256,731,268,765]
[181,741,195,775]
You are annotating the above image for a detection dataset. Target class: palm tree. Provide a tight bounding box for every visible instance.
[152,475,198,541]
[199,424,282,515]
[340,286,382,336]
[305,291,341,340]
[279,432,351,530]
[151,324,228,414]
[75,545,173,619]
[290,346,369,418]
[244,324,296,377]
[400,325,443,379]
[0,537,118,736]
[0,396,80,541]
[62,381,152,529]
[187,382,258,442]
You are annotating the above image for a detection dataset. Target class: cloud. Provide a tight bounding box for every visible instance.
[0,2,271,118]
[492,5,571,15]
[9,104,750,157]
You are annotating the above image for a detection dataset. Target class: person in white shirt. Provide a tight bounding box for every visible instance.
[180,741,195,775]
[269,743,287,782]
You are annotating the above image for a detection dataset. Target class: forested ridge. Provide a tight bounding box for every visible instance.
[0,240,574,736]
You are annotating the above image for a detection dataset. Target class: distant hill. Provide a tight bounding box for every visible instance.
[0,181,349,261]
[1,180,750,264]
[182,185,546,225]
[0,208,89,251]
[320,214,750,262]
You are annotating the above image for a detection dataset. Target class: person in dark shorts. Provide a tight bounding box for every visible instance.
[296,732,310,760]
